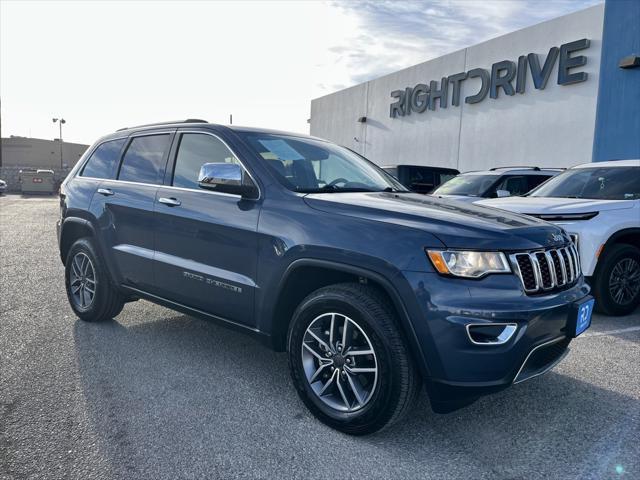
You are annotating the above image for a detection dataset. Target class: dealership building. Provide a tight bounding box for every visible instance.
[310,1,639,172]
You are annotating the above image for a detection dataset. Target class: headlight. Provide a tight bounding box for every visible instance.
[427,250,511,278]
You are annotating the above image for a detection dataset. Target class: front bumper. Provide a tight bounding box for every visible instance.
[399,270,591,411]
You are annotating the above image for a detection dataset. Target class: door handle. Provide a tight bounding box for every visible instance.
[158,197,181,207]
[97,188,114,196]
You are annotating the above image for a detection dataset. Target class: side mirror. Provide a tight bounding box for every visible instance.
[496,189,511,198]
[198,163,258,198]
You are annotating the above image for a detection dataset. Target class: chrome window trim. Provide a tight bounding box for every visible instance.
[465,323,518,346]
[513,336,567,384]
[76,129,262,201]
[171,129,262,200]
[79,176,246,200]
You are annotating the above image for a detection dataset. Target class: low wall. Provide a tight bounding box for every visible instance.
[0,166,72,193]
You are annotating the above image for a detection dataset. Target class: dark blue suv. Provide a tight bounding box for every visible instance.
[57,120,594,435]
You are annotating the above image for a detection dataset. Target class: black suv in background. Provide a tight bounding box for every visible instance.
[382,164,459,194]
[58,120,593,435]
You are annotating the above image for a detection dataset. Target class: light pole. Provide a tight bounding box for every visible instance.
[52,117,66,170]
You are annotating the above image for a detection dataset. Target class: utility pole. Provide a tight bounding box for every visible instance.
[52,117,66,169]
[229,114,233,125]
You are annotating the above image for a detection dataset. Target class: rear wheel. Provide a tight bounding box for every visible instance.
[65,238,125,322]
[287,283,421,435]
[593,244,640,316]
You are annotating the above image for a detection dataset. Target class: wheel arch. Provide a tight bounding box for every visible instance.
[268,259,429,377]
[59,217,97,264]
[604,228,640,250]
[596,228,640,273]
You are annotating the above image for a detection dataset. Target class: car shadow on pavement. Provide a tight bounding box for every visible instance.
[72,310,639,479]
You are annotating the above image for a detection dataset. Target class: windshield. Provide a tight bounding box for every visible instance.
[529,166,640,200]
[432,174,497,196]
[239,133,406,193]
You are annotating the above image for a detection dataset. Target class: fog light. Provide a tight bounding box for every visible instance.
[466,323,517,345]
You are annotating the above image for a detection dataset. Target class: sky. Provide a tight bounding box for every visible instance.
[1,0,601,145]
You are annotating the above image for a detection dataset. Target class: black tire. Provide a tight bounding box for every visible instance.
[64,237,125,322]
[287,283,421,435]
[592,244,640,316]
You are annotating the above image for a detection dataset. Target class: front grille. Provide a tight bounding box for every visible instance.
[511,244,581,294]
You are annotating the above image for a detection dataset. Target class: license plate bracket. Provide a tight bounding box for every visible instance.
[568,297,594,337]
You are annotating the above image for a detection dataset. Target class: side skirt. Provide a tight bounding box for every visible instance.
[121,285,273,348]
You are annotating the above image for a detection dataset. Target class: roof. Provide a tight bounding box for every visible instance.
[113,119,317,140]
[572,159,640,169]
[459,168,562,176]
[381,165,459,172]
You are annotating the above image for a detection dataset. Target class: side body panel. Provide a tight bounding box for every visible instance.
[90,180,159,289]
[153,187,261,326]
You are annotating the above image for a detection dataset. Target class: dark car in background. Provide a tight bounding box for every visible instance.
[382,164,459,194]
[57,120,592,435]
[432,166,562,202]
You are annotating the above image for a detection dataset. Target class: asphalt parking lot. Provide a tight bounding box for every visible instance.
[1,195,639,480]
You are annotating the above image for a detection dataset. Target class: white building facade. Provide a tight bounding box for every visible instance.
[310,3,639,172]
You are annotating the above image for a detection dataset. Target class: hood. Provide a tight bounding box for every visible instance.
[475,196,636,214]
[304,192,569,251]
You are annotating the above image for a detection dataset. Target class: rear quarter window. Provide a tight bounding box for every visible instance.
[80,139,126,179]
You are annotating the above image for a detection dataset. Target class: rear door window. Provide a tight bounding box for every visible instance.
[118,134,172,184]
[80,139,126,179]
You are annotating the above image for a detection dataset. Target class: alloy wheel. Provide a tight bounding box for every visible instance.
[69,252,97,309]
[301,312,378,412]
[609,257,640,306]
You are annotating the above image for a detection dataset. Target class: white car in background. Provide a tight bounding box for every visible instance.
[0,179,6,194]
[477,160,640,316]
[430,166,562,203]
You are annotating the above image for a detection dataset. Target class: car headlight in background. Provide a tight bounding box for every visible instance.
[427,250,511,278]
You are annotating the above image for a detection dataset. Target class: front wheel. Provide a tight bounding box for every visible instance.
[287,283,421,435]
[593,244,640,316]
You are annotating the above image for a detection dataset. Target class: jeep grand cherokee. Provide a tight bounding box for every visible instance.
[57,120,593,435]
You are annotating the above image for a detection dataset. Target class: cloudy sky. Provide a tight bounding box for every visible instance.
[1,0,600,145]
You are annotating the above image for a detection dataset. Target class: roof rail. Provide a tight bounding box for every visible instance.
[489,166,541,171]
[116,119,208,132]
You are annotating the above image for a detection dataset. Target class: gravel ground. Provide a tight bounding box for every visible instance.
[1,195,639,480]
